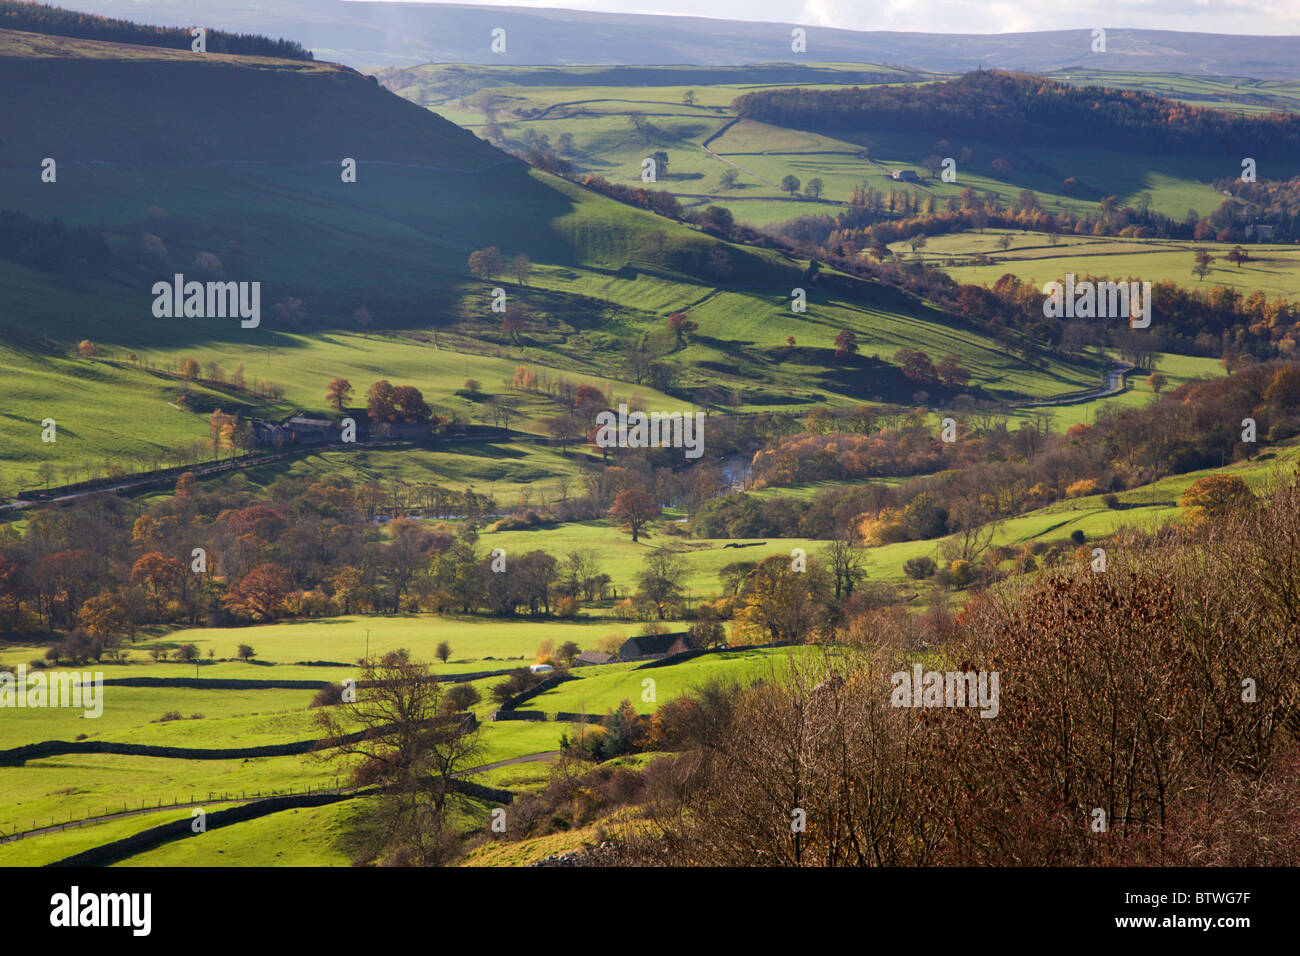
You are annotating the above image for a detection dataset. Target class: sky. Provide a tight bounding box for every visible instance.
[353,0,1300,35]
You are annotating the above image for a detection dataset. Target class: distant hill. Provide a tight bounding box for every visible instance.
[49,0,1300,78]
[0,0,311,58]
[734,70,1300,161]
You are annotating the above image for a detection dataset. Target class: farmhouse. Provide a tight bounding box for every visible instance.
[253,411,343,447]
[891,169,920,182]
[574,649,613,667]
[1246,223,1275,240]
[618,632,695,662]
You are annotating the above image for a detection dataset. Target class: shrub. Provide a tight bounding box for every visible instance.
[1102,493,1120,509]
[903,556,937,580]
[443,683,481,713]
[947,559,974,589]
[1066,478,1098,498]
[310,683,344,708]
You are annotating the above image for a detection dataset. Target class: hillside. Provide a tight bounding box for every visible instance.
[48,1,1300,77]
[733,70,1300,162]
[0,26,1105,494]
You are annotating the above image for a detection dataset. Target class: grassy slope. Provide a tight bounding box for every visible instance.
[923,230,1300,301]
[386,63,1260,227]
[0,34,1101,494]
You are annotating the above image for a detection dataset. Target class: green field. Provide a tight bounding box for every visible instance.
[922,230,1300,300]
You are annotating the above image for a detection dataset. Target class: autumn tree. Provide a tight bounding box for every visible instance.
[326,378,354,412]
[610,488,659,543]
[366,380,396,424]
[467,246,504,279]
[732,555,830,645]
[315,648,481,865]
[1192,247,1215,281]
[222,563,294,621]
[895,347,937,384]
[79,592,134,643]
[667,312,699,348]
[1180,474,1254,524]
[834,329,859,359]
[130,552,184,618]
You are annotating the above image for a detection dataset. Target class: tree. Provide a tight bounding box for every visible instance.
[556,640,581,665]
[467,246,503,279]
[130,552,184,617]
[700,205,734,232]
[1192,248,1215,281]
[366,380,396,424]
[443,682,481,713]
[610,488,659,543]
[1180,475,1254,524]
[681,89,696,106]
[688,618,726,649]
[806,177,824,199]
[501,303,527,344]
[436,641,451,663]
[223,564,294,621]
[513,253,532,286]
[390,385,431,424]
[1146,372,1168,395]
[907,233,928,254]
[176,642,200,663]
[781,174,801,195]
[667,312,699,348]
[824,537,866,601]
[733,555,828,645]
[636,549,687,620]
[79,592,134,642]
[834,329,859,359]
[326,378,354,412]
[77,339,98,359]
[903,556,937,580]
[546,411,583,454]
[720,168,739,190]
[895,347,937,384]
[237,643,255,662]
[935,355,971,388]
[315,649,481,865]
